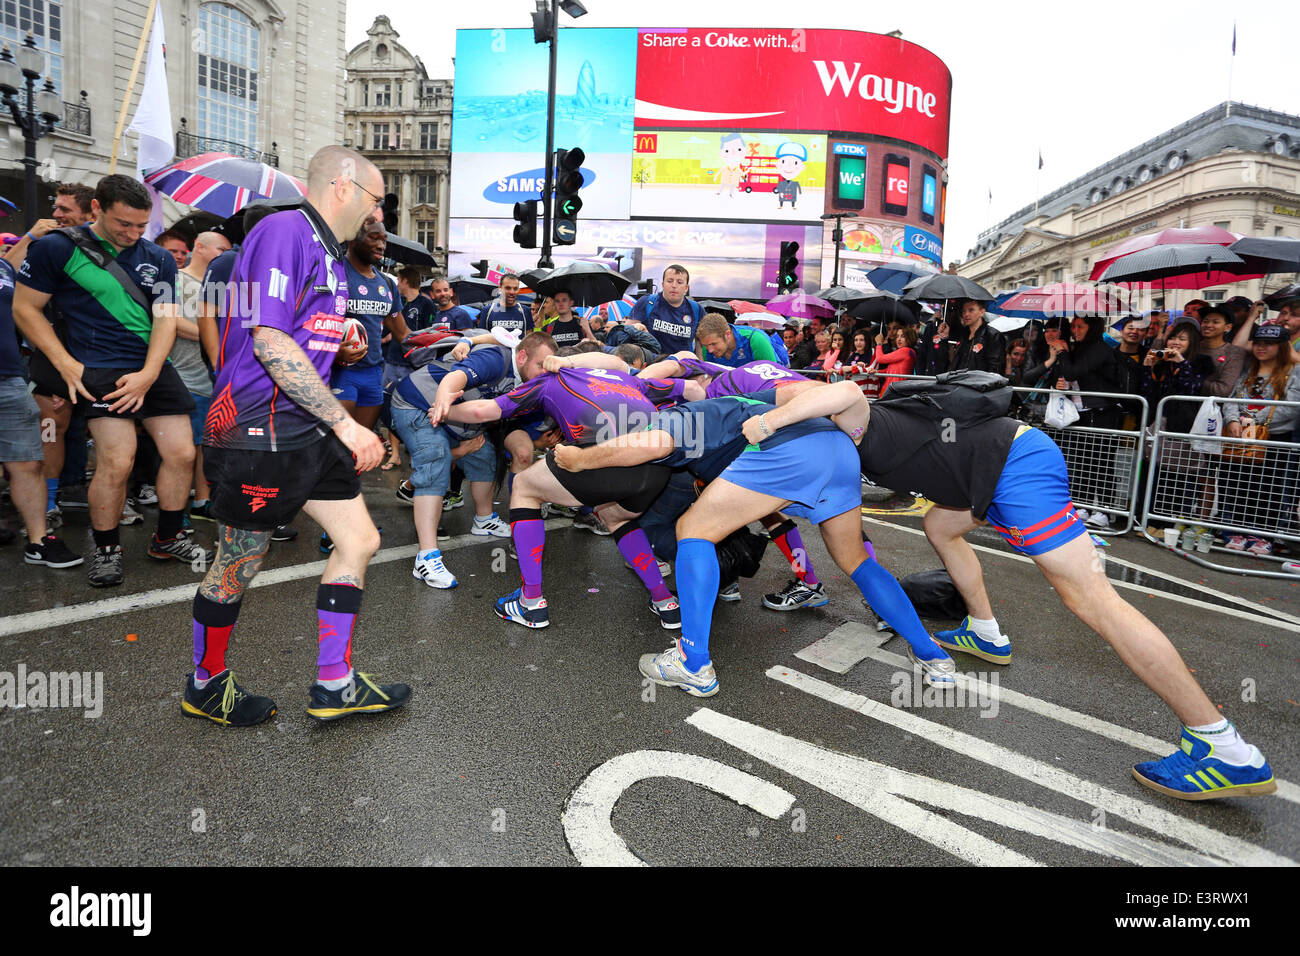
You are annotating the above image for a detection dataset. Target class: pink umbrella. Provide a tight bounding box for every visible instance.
[727,299,769,314]
[996,281,1129,318]
[765,292,835,319]
[1089,225,1237,281]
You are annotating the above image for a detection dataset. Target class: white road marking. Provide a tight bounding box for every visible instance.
[562,750,796,867]
[0,520,569,639]
[766,665,1296,866]
[860,515,1300,634]
[807,625,1300,808]
[794,620,891,673]
[1101,551,1300,627]
[689,709,1224,867]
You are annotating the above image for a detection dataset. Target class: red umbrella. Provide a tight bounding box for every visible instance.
[145,152,306,218]
[996,281,1129,318]
[727,299,768,315]
[1089,225,1237,281]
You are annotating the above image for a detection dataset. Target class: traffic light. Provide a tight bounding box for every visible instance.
[777,241,800,293]
[512,200,538,249]
[531,1,553,43]
[552,147,586,246]
[470,259,489,279]
[635,278,655,296]
[382,193,399,232]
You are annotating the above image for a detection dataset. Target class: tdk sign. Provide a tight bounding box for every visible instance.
[483,168,597,204]
[832,142,867,157]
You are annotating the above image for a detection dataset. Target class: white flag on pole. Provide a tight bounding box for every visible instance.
[126,3,172,238]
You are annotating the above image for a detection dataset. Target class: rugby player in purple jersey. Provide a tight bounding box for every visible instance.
[183,146,411,727]
[548,348,874,610]
[434,330,705,629]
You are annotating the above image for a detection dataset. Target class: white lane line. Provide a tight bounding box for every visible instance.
[809,625,1300,808]
[1101,551,1300,627]
[766,665,1296,866]
[689,709,1222,867]
[794,620,892,673]
[0,520,568,639]
[561,750,796,867]
[860,515,1300,635]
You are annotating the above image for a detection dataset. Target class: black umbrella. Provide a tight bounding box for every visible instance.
[383,235,436,267]
[1097,244,1246,284]
[213,197,304,243]
[901,274,994,302]
[1228,236,1300,274]
[815,286,879,307]
[531,261,631,307]
[696,298,738,319]
[1264,283,1300,307]
[519,268,552,293]
[847,293,922,325]
[448,274,499,305]
[168,211,225,245]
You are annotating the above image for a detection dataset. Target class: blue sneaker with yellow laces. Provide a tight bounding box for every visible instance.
[934,616,1012,665]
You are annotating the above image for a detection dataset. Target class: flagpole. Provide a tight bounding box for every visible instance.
[1226,20,1235,117]
[109,0,159,175]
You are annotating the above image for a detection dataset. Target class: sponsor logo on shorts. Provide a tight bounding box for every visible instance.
[240,483,279,515]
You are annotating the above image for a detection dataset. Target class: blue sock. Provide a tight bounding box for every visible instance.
[46,478,58,511]
[849,559,945,661]
[676,538,719,672]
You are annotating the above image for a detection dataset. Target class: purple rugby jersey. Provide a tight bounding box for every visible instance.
[493,367,685,446]
[206,208,350,451]
[676,356,808,398]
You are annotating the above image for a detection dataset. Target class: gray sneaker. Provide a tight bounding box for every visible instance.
[639,645,719,697]
[148,528,210,568]
[572,511,611,535]
[717,581,741,602]
[45,505,62,530]
[120,501,144,526]
[905,644,957,688]
[88,545,124,587]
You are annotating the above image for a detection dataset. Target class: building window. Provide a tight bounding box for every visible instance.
[419,123,437,150]
[1213,220,1230,231]
[1051,268,1063,283]
[1203,290,1226,302]
[197,3,260,148]
[372,123,390,150]
[1276,226,1286,236]
[374,82,391,107]
[0,0,62,96]
[416,219,437,251]
[416,173,437,204]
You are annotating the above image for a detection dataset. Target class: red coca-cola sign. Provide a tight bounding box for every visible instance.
[635,28,952,158]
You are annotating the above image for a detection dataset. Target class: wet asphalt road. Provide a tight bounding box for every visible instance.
[1,468,1297,867]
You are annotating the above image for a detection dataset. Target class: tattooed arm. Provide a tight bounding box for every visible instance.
[251,326,384,471]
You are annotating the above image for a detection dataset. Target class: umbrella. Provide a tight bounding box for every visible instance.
[1097,244,1250,288]
[989,315,1032,334]
[1089,225,1237,281]
[1228,236,1300,274]
[865,263,932,295]
[531,261,631,307]
[382,235,436,267]
[765,292,834,319]
[167,210,225,245]
[581,296,637,322]
[212,197,304,243]
[145,151,306,218]
[847,294,922,326]
[518,268,552,294]
[448,274,499,304]
[726,299,769,315]
[815,286,879,307]
[902,274,994,302]
[0,195,15,218]
[695,299,737,319]
[1264,283,1300,307]
[993,281,1128,319]
[734,312,787,330]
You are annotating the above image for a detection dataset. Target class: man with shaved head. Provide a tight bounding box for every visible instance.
[187,145,411,727]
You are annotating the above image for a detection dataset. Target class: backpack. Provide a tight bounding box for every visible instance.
[767,331,790,364]
[873,369,1013,427]
[898,569,968,621]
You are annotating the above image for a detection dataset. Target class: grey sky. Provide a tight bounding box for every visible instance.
[348,0,1297,264]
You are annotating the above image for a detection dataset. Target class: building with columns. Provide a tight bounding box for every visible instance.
[343,16,451,260]
[0,1,347,224]
[958,103,1300,307]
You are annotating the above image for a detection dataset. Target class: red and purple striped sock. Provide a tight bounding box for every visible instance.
[510,508,545,600]
[316,582,362,682]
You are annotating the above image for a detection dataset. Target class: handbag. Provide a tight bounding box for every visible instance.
[1224,405,1274,462]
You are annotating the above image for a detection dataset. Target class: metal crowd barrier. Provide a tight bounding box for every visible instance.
[1139,395,1300,578]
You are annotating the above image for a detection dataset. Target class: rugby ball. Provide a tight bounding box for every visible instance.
[340,317,368,354]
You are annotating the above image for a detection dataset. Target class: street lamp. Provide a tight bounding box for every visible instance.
[532,0,588,269]
[0,35,60,230]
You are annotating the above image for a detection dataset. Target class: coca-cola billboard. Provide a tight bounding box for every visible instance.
[635,28,952,159]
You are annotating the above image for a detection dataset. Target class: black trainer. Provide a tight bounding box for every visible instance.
[271,525,297,542]
[87,545,124,587]
[182,671,277,727]
[24,534,84,568]
[307,671,411,722]
[395,479,414,503]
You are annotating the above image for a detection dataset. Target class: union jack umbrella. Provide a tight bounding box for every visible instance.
[144,152,306,218]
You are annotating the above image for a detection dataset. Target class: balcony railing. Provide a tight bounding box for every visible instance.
[61,97,90,135]
[176,119,279,167]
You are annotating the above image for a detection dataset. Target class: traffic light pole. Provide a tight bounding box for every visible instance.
[820,213,846,287]
[538,0,559,269]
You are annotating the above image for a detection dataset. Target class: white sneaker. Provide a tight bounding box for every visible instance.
[413,551,457,589]
[1075,508,1091,522]
[136,483,158,506]
[471,513,511,537]
[624,557,672,577]
[120,501,144,526]
[1085,511,1111,530]
[717,581,741,602]
[639,644,718,697]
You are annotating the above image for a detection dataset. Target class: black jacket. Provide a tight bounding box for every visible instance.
[949,322,1006,375]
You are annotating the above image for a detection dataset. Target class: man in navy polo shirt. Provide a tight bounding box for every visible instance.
[13,174,208,588]
[626,264,703,355]
[331,220,401,432]
[427,274,477,331]
[480,272,530,335]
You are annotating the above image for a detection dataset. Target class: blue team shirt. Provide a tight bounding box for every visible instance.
[436,304,477,331]
[17,225,177,368]
[0,259,21,378]
[386,294,439,365]
[481,301,530,335]
[340,261,396,368]
[628,295,702,354]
